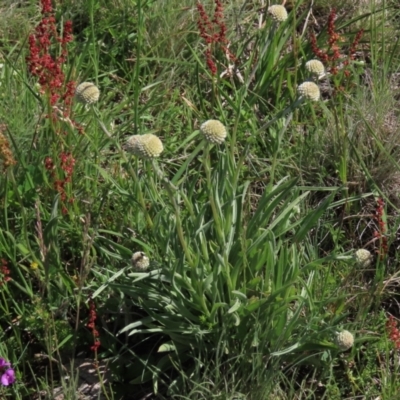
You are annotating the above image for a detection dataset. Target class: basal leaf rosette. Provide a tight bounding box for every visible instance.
[75,82,100,104]
[267,5,288,22]
[200,120,227,144]
[125,134,164,159]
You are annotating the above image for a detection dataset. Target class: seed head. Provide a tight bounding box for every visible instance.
[267,5,288,22]
[200,120,227,144]
[354,249,372,268]
[75,82,100,104]
[132,251,150,271]
[334,330,354,351]
[297,81,320,101]
[305,60,325,78]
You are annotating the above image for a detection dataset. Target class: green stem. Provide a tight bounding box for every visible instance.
[96,119,153,228]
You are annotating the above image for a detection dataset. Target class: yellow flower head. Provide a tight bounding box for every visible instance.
[75,82,100,104]
[200,120,227,144]
[30,262,39,270]
[268,5,288,22]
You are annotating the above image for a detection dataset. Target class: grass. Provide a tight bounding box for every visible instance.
[0,0,400,399]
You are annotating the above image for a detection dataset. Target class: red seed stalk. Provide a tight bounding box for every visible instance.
[196,0,237,76]
[309,9,363,79]
[0,259,11,286]
[28,0,80,213]
[386,315,400,349]
[44,153,76,212]
[87,298,101,352]
[27,0,75,113]
[373,198,388,259]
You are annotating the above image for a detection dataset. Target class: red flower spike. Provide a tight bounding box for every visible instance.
[196,0,237,75]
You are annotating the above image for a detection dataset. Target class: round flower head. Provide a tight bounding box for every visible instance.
[354,249,372,268]
[200,120,227,144]
[125,135,142,156]
[305,60,325,78]
[132,251,150,271]
[268,5,288,22]
[297,82,320,101]
[75,82,100,104]
[125,134,163,158]
[334,330,354,351]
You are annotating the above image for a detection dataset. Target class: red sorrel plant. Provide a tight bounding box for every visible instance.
[0,126,16,173]
[27,0,81,211]
[196,0,237,76]
[309,9,364,83]
[0,259,11,286]
[44,152,76,214]
[87,298,101,353]
[386,315,400,349]
[27,0,75,114]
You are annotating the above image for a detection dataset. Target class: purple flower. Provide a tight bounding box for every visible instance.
[0,358,15,386]
[0,358,9,368]
[1,369,15,386]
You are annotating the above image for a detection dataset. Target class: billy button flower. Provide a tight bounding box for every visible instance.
[334,330,354,351]
[354,249,372,268]
[305,59,325,79]
[125,134,164,159]
[75,82,100,105]
[267,5,288,22]
[131,251,150,271]
[297,81,321,102]
[200,120,227,144]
